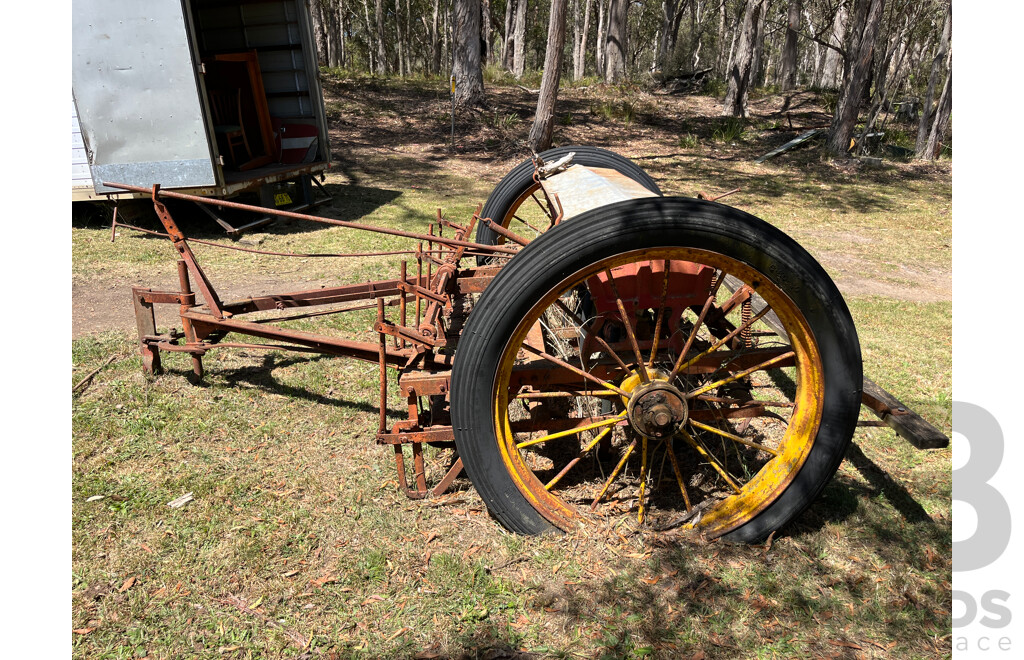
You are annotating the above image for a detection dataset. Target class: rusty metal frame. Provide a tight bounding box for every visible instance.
[107,180,515,497]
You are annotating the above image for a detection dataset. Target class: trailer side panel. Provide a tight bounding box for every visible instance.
[72,0,216,193]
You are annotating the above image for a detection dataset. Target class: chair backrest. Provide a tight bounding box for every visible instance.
[208,89,241,126]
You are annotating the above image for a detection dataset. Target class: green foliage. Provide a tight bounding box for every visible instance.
[884,127,915,149]
[677,133,699,149]
[490,111,522,129]
[711,116,747,142]
[483,63,516,86]
[519,69,543,88]
[590,100,637,124]
[749,84,781,100]
[700,77,727,97]
[567,75,603,88]
[816,89,839,114]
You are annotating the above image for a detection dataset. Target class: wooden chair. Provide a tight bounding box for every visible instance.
[208,89,252,167]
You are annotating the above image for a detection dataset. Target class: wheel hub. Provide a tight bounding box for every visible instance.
[627,381,688,439]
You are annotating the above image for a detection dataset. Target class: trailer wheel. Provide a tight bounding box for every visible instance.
[475,146,661,264]
[451,197,861,541]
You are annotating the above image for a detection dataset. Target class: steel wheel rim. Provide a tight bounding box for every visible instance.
[490,247,825,537]
[492,181,553,244]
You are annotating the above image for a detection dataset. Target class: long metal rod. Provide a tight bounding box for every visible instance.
[183,311,411,366]
[103,182,518,255]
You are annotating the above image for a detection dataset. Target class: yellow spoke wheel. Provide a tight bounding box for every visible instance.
[452,197,861,542]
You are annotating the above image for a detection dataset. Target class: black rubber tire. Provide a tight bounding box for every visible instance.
[451,197,862,541]
[475,145,662,264]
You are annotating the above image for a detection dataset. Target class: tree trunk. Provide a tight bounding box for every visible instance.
[722,0,763,117]
[404,0,411,73]
[342,0,350,68]
[361,0,375,72]
[820,1,848,88]
[310,0,327,65]
[596,0,607,77]
[454,0,486,107]
[482,0,492,66]
[395,0,405,75]
[529,0,569,151]
[916,3,951,155]
[604,0,628,82]
[442,0,450,75]
[658,0,679,70]
[750,1,766,87]
[432,0,443,75]
[715,0,727,76]
[502,0,514,68]
[513,0,528,77]
[780,0,801,91]
[919,69,951,159]
[825,0,886,156]
[375,0,387,74]
[574,0,593,79]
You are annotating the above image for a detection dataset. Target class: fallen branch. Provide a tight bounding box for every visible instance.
[72,355,118,395]
[515,84,540,94]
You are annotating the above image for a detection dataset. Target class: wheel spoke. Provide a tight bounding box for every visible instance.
[544,425,615,490]
[665,442,693,512]
[678,429,742,493]
[648,260,671,367]
[516,390,620,399]
[696,394,795,408]
[516,411,627,449]
[530,192,555,220]
[668,273,727,381]
[519,343,630,397]
[685,350,795,400]
[638,435,649,523]
[670,304,773,382]
[688,419,779,456]
[591,438,637,509]
[604,269,649,383]
[511,213,543,234]
[592,333,632,373]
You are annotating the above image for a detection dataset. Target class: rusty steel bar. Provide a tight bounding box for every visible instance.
[378,299,388,434]
[177,260,203,380]
[183,311,412,366]
[149,186,225,319]
[481,218,531,246]
[399,261,408,349]
[415,244,423,330]
[249,296,413,325]
[103,182,519,255]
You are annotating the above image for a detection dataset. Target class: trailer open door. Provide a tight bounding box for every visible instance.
[72,0,216,193]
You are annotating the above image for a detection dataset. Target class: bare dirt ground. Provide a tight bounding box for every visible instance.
[72,80,951,338]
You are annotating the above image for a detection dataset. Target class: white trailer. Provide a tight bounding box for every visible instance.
[72,0,332,233]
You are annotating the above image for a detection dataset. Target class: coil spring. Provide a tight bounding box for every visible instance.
[741,298,753,349]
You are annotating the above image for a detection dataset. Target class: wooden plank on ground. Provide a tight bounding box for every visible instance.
[861,377,949,449]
